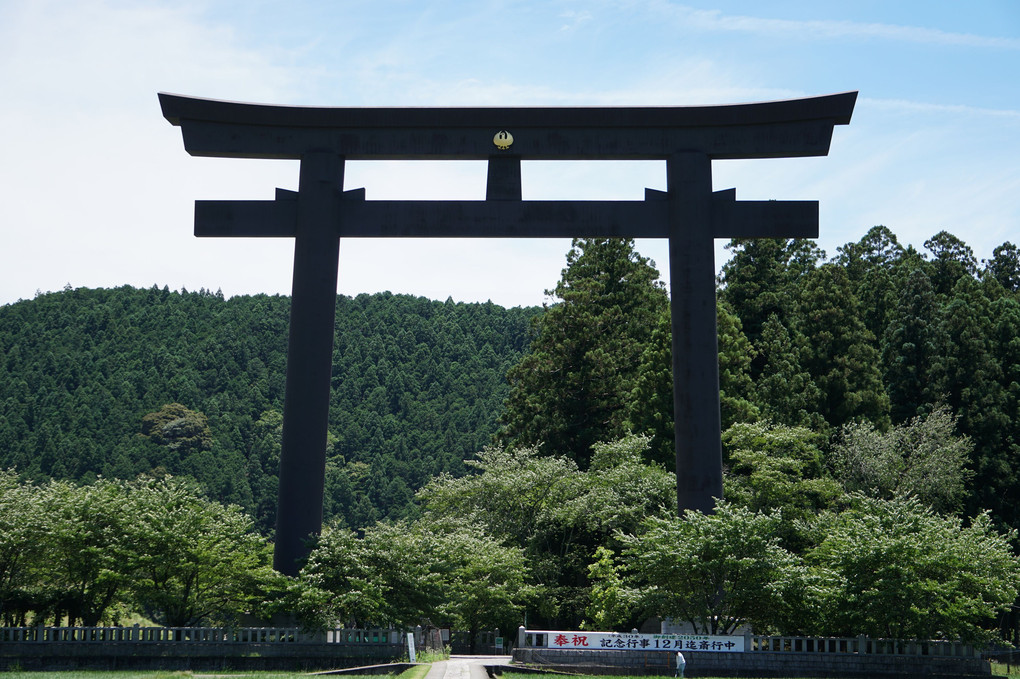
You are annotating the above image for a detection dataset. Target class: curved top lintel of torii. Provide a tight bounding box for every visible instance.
[158,91,857,161]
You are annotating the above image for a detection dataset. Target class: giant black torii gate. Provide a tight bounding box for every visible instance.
[160,91,857,575]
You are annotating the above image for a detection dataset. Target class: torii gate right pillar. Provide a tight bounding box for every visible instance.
[669,151,722,512]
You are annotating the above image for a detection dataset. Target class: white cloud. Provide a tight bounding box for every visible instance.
[648,2,1020,49]
[559,9,594,32]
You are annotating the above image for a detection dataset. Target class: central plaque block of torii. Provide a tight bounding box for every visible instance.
[160,91,857,575]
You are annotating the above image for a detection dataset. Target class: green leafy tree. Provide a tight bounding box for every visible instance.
[829,407,973,514]
[430,519,534,651]
[126,475,278,626]
[292,525,382,629]
[0,471,48,624]
[297,518,532,638]
[497,238,668,468]
[417,444,587,624]
[623,501,806,635]
[807,494,1020,643]
[140,402,213,458]
[39,479,134,626]
[722,422,841,551]
[297,521,443,629]
[582,546,634,632]
[418,435,673,627]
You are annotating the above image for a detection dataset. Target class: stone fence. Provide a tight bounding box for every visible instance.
[0,625,408,671]
[513,627,991,677]
[1,624,402,645]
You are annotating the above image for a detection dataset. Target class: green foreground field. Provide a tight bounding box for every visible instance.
[0,668,1014,679]
[0,672,423,679]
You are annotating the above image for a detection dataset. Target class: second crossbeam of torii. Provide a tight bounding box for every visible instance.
[160,91,857,575]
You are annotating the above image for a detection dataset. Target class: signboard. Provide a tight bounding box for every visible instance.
[407,631,416,663]
[543,631,743,653]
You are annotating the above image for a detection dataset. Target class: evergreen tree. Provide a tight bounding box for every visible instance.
[0,286,536,529]
[924,231,978,297]
[932,277,1010,521]
[881,268,946,423]
[627,300,758,468]
[719,237,824,361]
[834,225,907,344]
[984,242,1020,292]
[752,315,824,429]
[717,300,761,428]
[497,238,668,467]
[796,264,890,431]
[626,306,676,468]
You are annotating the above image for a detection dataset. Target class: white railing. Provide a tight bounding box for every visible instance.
[517,628,979,659]
[0,625,404,646]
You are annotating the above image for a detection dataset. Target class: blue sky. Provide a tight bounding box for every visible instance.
[1,1,1018,308]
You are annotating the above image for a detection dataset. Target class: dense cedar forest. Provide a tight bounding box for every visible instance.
[2,225,1020,535]
[0,287,537,533]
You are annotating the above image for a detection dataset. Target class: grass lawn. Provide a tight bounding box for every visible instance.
[0,666,1008,679]
[0,671,424,679]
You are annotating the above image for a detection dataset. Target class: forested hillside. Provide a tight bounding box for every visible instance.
[0,286,537,532]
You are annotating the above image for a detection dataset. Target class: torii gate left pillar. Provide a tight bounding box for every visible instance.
[160,92,856,575]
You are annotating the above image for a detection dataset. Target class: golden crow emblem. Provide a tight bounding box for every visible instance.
[493,130,514,150]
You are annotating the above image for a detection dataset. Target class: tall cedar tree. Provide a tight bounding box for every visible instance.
[833,225,907,344]
[881,267,946,423]
[752,314,825,430]
[719,237,824,378]
[796,264,891,432]
[925,230,979,297]
[627,300,759,468]
[497,238,668,468]
[985,242,1020,292]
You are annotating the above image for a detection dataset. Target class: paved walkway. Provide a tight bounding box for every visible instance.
[424,655,513,679]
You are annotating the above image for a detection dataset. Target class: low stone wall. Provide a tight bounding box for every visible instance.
[0,641,406,672]
[511,647,992,678]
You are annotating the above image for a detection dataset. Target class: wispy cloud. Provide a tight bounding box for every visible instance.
[648,2,1020,49]
[864,97,1020,120]
[559,9,593,33]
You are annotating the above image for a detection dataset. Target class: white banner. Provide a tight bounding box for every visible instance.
[541,631,743,653]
